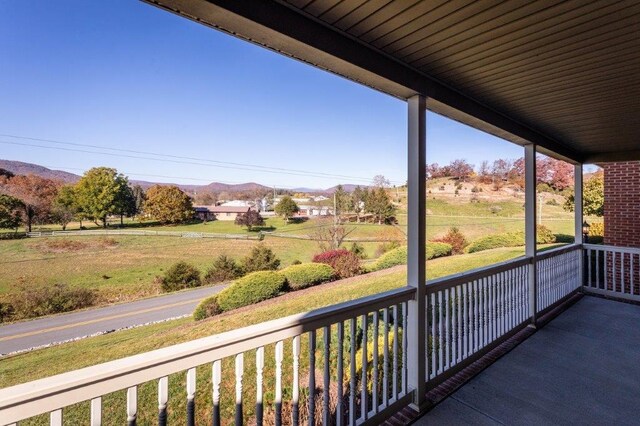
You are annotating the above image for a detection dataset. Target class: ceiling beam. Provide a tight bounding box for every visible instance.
[142,0,583,163]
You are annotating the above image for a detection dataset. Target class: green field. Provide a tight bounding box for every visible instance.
[0,246,530,425]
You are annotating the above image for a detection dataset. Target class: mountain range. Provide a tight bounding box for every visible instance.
[0,160,365,194]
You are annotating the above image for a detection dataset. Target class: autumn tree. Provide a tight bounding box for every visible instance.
[0,168,14,179]
[477,160,492,184]
[0,174,59,232]
[449,159,474,182]
[74,167,131,228]
[234,209,265,231]
[563,172,603,217]
[51,185,79,231]
[372,174,390,188]
[143,185,194,224]
[0,194,23,232]
[364,187,395,224]
[275,196,299,223]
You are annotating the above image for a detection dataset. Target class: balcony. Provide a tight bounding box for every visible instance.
[2,244,638,425]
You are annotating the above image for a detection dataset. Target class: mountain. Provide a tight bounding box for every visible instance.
[0,159,359,194]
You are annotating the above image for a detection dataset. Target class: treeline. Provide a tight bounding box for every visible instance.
[0,167,197,232]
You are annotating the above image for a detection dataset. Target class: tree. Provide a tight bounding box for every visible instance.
[477,160,492,184]
[130,185,146,217]
[234,209,265,231]
[275,196,299,223]
[372,174,390,188]
[51,185,79,231]
[310,219,355,251]
[114,184,136,226]
[564,172,603,217]
[0,168,14,179]
[0,174,59,232]
[449,159,474,182]
[364,187,395,224]
[75,167,131,228]
[333,185,352,218]
[143,185,194,224]
[351,186,367,223]
[0,194,23,231]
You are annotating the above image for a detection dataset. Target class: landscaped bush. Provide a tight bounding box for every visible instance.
[367,242,453,272]
[242,244,281,273]
[433,227,468,254]
[204,254,243,284]
[349,242,367,259]
[312,249,361,278]
[537,224,556,244]
[589,222,604,238]
[466,226,557,253]
[216,271,287,312]
[161,261,202,292]
[280,263,335,290]
[193,295,222,321]
[6,283,97,321]
[374,241,400,257]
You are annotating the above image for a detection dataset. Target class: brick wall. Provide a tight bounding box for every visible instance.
[603,161,640,248]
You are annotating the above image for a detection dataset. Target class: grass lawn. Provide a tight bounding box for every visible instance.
[0,246,529,425]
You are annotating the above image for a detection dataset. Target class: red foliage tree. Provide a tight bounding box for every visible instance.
[0,174,60,232]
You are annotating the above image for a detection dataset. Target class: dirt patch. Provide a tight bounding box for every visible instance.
[33,237,119,253]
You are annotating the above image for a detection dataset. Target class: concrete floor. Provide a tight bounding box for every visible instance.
[415,296,640,425]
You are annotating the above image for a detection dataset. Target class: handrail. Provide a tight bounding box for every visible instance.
[425,256,531,293]
[536,243,581,261]
[0,286,414,423]
[584,243,640,255]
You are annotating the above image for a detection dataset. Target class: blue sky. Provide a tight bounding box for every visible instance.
[0,1,524,189]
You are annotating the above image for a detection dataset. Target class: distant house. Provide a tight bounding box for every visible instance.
[193,205,253,221]
[220,200,255,208]
[297,205,332,217]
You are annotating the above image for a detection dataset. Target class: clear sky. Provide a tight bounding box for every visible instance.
[0,1,525,189]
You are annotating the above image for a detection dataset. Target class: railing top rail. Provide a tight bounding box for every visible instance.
[535,243,581,261]
[584,243,640,255]
[425,256,531,293]
[0,286,414,422]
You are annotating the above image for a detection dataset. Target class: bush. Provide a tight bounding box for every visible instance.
[0,301,14,323]
[588,222,604,238]
[242,244,281,273]
[193,295,222,321]
[217,271,287,311]
[545,199,559,206]
[313,249,361,278]
[368,242,453,272]
[537,224,556,244]
[6,283,96,320]
[350,242,367,259]
[204,254,243,284]
[433,227,468,254]
[280,263,335,290]
[374,241,400,258]
[161,261,202,292]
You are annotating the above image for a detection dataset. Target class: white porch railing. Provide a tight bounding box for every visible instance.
[584,244,640,302]
[0,288,414,426]
[0,246,585,425]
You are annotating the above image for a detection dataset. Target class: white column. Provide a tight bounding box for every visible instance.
[525,144,538,326]
[407,94,427,410]
[574,164,584,288]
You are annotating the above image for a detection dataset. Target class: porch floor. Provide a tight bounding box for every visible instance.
[414,296,640,425]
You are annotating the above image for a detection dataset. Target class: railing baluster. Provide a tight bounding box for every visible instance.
[444,289,450,370]
[91,397,101,426]
[350,318,357,426]
[430,293,436,378]
[360,314,368,421]
[337,321,345,426]
[212,360,221,426]
[382,309,389,406]
[323,326,331,425]
[186,368,196,426]
[402,302,408,396]
[632,254,635,295]
[275,341,284,426]
[438,291,444,374]
[463,282,468,359]
[622,252,626,294]
[50,409,62,426]
[588,248,592,287]
[235,353,244,426]
[127,386,137,426]
[309,330,316,426]
[457,284,462,363]
[158,377,168,426]
[372,311,379,413]
[256,346,265,426]
[292,336,301,426]
[473,280,479,353]
[480,278,486,348]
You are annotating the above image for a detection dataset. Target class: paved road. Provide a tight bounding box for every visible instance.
[0,285,226,355]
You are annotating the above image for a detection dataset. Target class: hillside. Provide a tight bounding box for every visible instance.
[0,160,80,183]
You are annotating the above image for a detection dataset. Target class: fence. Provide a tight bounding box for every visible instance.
[584,244,640,302]
[26,230,259,240]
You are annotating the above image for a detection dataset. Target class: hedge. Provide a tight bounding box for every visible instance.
[466,225,557,254]
[216,271,287,312]
[312,249,361,278]
[193,295,221,321]
[367,242,453,272]
[280,263,335,290]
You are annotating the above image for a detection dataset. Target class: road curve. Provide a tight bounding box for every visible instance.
[0,284,226,355]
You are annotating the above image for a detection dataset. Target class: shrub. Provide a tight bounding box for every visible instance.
[489,205,502,214]
[6,283,97,320]
[217,271,287,311]
[537,224,556,244]
[588,222,604,238]
[368,242,453,272]
[242,244,280,273]
[433,227,468,254]
[545,199,559,206]
[350,242,367,259]
[161,261,202,292]
[313,249,361,278]
[427,241,453,259]
[374,241,400,258]
[0,301,14,323]
[204,254,243,284]
[280,263,335,290]
[193,295,222,321]
[466,232,524,253]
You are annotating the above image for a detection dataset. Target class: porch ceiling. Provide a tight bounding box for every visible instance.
[143,0,640,163]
